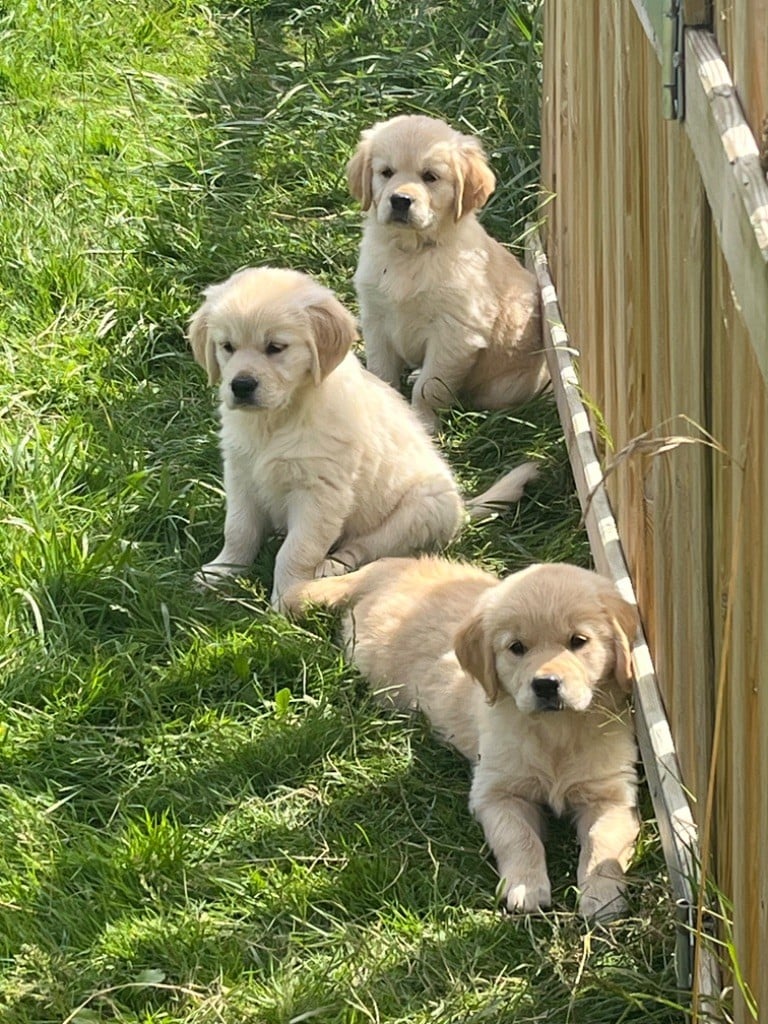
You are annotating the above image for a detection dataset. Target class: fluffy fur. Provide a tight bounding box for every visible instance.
[287,557,640,918]
[188,267,537,606]
[347,114,549,432]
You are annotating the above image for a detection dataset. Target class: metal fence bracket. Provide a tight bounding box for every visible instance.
[662,0,684,119]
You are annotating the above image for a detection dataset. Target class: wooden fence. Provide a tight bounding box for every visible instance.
[540,2,768,1021]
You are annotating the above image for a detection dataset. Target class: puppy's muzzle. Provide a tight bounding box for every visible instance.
[230,374,259,405]
[389,193,413,223]
[531,675,565,711]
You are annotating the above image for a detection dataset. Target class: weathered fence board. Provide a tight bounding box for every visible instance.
[713,0,768,141]
[541,2,768,1020]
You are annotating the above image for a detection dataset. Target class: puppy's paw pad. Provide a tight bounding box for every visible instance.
[578,878,627,921]
[413,408,439,435]
[195,564,241,589]
[500,877,552,915]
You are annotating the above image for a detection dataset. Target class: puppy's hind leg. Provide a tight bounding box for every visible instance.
[282,572,364,617]
[282,558,402,616]
[325,479,464,571]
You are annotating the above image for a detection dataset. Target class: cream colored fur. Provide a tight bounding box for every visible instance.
[287,557,640,919]
[348,115,549,432]
[187,268,536,606]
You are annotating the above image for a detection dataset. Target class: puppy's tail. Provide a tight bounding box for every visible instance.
[465,461,539,521]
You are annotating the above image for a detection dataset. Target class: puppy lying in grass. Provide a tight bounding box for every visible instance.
[188,267,538,607]
[348,114,549,432]
[287,556,640,919]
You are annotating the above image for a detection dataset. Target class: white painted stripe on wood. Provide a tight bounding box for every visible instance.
[721,124,760,161]
[698,56,733,94]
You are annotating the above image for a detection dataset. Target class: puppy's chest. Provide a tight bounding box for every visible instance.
[224,425,344,523]
[480,714,635,816]
[245,452,305,523]
[368,290,491,366]
[360,249,493,346]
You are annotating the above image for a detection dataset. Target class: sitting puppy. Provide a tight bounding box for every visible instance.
[347,114,549,432]
[287,557,640,919]
[188,267,538,606]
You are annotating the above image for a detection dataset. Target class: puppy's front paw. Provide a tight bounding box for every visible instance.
[578,875,627,921]
[499,872,552,914]
[412,403,439,435]
[195,562,243,589]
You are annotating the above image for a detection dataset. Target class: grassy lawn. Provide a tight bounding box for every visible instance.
[1,1,686,1021]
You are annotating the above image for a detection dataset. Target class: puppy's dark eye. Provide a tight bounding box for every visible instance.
[265,341,286,356]
[380,167,394,179]
[421,170,438,183]
[509,640,527,656]
[221,340,235,354]
[570,634,589,650]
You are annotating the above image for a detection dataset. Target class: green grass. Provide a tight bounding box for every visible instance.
[0,1,693,1021]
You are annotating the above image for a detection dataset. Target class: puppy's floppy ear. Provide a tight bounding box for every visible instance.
[454,609,501,703]
[602,590,640,691]
[453,136,496,220]
[305,293,357,384]
[347,132,374,210]
[187,302,220,384]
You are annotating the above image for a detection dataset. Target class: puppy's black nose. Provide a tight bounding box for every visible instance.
[390,193,413,215]
[532,675,563,710]
[230,375,258,401]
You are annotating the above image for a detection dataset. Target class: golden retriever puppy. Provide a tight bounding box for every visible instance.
[287,557,640,919]
[188,267,538,606]
[347,114,548,432]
